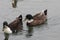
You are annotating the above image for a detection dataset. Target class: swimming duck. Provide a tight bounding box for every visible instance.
[2,21,12,34]
[24,9,47,26]
[12,0,17,8]
[3,21,12,40]
[8,15,23,33]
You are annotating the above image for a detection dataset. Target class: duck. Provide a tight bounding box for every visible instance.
[12,0,17,8]
[24,9,47,26]
[8,15,23,33]
[3,15,23,33]
[2,21,12,40]
[2,21,12,34]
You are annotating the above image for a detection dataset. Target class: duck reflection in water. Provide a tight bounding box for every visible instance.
[26,26,33,37]
[26,21,34,37]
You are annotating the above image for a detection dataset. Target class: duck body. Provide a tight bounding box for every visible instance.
[3,26,12,34]
[9,15,23,33]
[3,21,12,34]
[25,9,47,26]
[9,19,23,33]
[3,15,23,33]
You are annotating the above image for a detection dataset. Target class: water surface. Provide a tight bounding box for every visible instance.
[0,0,60,40]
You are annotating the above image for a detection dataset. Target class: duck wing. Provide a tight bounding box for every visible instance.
[28,20,44,26]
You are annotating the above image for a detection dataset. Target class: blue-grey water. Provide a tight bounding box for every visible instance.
[0,0,60,40]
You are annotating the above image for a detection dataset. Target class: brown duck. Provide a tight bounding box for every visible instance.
[3,15,23,33]
[24,9,47,26]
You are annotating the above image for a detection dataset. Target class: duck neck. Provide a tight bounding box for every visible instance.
[27,19,34,23]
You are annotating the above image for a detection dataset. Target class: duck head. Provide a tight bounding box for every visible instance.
[26,14,33,20]
[3,21,8,29]
[24,14,34,23]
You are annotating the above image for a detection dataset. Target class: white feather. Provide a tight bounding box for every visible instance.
[3,26,12,34]
[41,9,47,13]
[27,19,34,23]
[41,10,44,13]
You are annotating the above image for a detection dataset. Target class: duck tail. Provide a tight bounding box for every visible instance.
[42,9,47,15]
[44,9,47,15]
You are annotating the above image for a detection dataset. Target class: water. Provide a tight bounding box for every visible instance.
[0,0,60,40]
